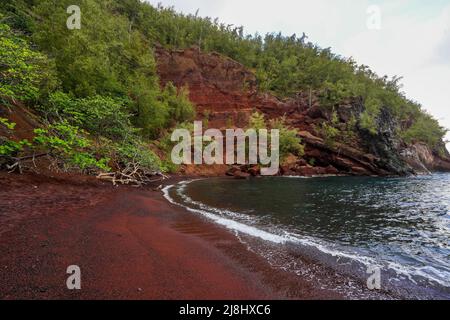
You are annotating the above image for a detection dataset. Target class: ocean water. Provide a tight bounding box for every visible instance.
[163,174,450,299]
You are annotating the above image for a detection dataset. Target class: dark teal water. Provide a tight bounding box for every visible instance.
[164,174,450,299]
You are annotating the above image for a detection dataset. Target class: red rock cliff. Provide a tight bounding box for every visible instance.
[155,46,450,177]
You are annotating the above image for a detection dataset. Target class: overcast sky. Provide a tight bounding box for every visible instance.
[148,0,450,150]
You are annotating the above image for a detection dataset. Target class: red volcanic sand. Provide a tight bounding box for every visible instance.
[0,172,341,300]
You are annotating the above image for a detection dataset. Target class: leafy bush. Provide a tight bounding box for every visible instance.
[0,138,30,157]
[248,112,304,161]
[402,113,448,150]
[319,122,340,148]
[0,117,16,130]
[114,138,162,172]
[341,115,357,143]
[133,83,195,138]
[33,121,110,172]
[0,116,31,171]
[0,23,57,101]
[163,82,195,124]
[45,92,136,140]
[359,96,381,135]
[315,110,340,148]
[270,117,305,159]
[157,122,195,173]
[248,112,266,130]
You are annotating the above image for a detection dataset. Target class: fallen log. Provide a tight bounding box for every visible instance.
[96,161,167,187]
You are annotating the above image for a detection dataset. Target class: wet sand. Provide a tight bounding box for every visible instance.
[0,172,341,300]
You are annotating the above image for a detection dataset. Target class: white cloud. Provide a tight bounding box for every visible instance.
[148,0,450,151]
[337,1,450,150]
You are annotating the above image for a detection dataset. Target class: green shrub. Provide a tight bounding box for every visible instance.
[0,117,16,130]
[0,117,31,157]
[0,138,30,157]
[341,115,357,143]
[157,122,195,173]
[163,82,195,124]
[402,113,448,149]
[248,113,304,161]
[115,138,162,172]
[270,117,305,159]
[319,122,340,148]
[248,112,266,130]
[45,92,136,140]
[0,23,57,101]
[359,96,381,135]
[33,121,110,172]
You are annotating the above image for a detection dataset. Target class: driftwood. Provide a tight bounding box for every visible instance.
[1,150,168,186]
[3,153,48,174]
[97,161,168,187]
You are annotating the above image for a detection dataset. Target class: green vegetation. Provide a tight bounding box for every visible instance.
[0,118,31,167]
[44,92,136,140]
[0,0,447,176]
[33,121,110,172]
[0,133,31,158]
[316,110,358,148]
[0,117,29,154]
[319,122,340,148]
[248,112,266,130]
[0,115,108,171]
[341,115,357,144]
[249,112,304,161]
[0,0,195,174]
[0,139,28,157]
[270,117,305,159]
[100,0,446,150]
[0,23,57,102]
[162,83,195,125]
[402,112,447,149]
[0,117,16,130]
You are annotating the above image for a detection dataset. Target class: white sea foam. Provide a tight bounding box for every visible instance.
[282,175,343,179]
[162,181,450,290]
[163,183,288,244]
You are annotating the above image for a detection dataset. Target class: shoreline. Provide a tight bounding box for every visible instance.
[163,177,397,300]
[0,172,342,300]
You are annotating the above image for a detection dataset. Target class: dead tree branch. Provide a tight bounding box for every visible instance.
[97,160,167,187]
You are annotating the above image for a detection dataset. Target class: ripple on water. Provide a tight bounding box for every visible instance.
[164,174,450,299]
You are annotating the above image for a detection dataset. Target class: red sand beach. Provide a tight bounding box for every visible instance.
[0,172,341,300]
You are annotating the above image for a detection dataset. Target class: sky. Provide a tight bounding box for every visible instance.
[148,0,450,151]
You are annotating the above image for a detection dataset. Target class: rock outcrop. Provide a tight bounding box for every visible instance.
[155,46,450,177]
[156,46,304,128]
[401,143,450,174]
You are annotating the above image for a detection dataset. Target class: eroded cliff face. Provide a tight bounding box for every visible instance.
[401,143,450,174]
[156,46,450,177]
[156,46,305,128]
